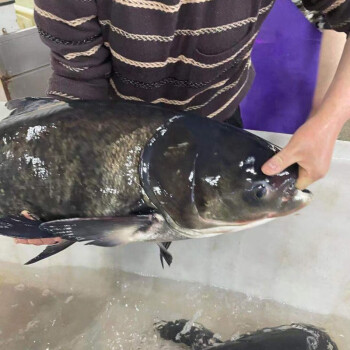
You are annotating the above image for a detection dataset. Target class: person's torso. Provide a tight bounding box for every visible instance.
[97,0,275,120]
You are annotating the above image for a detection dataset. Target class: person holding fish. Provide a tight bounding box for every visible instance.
[13,0,350,246]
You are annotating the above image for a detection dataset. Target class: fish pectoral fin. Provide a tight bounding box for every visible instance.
[25,240,75,265]
[157,242,173,268]
[9,214,170,265]
[39,214,162,245]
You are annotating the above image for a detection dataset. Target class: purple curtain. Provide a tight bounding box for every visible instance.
[240,0,322,134]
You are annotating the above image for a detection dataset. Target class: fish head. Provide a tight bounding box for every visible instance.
[141,115,312,235]
[192,128,312,229]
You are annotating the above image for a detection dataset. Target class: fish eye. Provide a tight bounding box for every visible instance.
[254,185,267,199]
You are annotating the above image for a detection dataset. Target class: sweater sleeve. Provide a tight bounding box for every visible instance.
[302,0,350,34]
[34,0,112,100]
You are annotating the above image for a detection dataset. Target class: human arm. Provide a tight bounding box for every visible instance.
[262,1,350,189]
[34,0,112,100]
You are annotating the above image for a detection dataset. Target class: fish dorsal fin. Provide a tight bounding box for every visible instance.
[5,97,60,116]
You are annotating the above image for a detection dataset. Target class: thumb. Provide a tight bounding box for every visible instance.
[262,147,297,176]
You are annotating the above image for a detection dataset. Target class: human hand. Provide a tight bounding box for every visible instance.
[261,115,340,189]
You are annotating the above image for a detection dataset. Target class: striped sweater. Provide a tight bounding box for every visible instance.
[34,0,350,121]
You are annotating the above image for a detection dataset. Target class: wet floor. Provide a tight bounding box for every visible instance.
[0,262,349,350]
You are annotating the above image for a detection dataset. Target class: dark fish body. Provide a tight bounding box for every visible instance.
[0,99,169,220]
[0,98,312,265]
[155,319,338,350]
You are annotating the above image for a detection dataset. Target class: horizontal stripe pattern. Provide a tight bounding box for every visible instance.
[324,0,350,31]
[109,58,253,121]
[105,32,257,69]
[34,4,96,27]
[36,0,350,121]
[64,44,102,60]
[186,59,251,111]
[110,80,144,102]
[38,28,100,46]
[207,68,251,118]
[323,0,346,13]
[112,0,215,13]
[35,0,273,118]
[110,77,229,105]
[59,62,89,72]
[100,20,174,42]
[99,2,273,42]
[47,91,81,100]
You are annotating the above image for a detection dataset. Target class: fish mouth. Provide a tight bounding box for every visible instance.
[268,188,313,218]
[192,187,312,233]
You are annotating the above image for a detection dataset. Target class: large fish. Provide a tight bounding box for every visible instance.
[0,98,311,265]
[155,319,338,349]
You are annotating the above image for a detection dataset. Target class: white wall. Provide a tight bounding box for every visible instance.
[0,4,19,34]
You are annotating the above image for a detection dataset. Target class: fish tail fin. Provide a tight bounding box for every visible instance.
[25,240,75,265]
